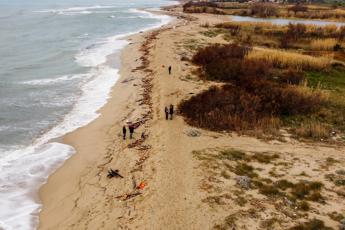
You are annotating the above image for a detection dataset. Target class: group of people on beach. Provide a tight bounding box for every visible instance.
[122,122,136,140]
[165,104,174,120]
[165,66,174,120]
[122,65,175,140]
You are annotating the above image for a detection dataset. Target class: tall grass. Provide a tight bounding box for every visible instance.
[310,38,338,50]
[294,122,330,139]
[217,21,278,30]
[247,48,332,70]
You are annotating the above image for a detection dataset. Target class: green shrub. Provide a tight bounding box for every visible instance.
[259,184,282,197]
[297,200,310,211]
[275,179,294,190]
[234,163,258,178]
[219,149,246,161]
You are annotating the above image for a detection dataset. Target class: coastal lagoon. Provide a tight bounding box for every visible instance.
[230,15,345,27]
[0,0,175,229]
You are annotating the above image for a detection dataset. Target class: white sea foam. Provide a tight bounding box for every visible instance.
[37,66,121,144]
[0,65,122,230]
[0,143,74,230]
[21,73,90,86]
[0,7,174,230]
[129,8,172,24]
[35,5,119,14]
[75,37,128,67]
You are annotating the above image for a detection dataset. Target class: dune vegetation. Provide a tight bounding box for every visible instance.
[179,20,345,141]
[183,1,345,21]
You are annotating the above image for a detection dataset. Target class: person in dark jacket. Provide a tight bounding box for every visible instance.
[165,106,169,120]
[168,66,172,75]
[129,125,135,139]
[122,126,127,140]
[169,104,174,120]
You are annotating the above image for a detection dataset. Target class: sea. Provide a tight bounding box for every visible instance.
[0,0,175,229]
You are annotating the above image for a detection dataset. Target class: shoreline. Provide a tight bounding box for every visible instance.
[0,6,180,229]
[38,6,179,230]
[37,4,345,229]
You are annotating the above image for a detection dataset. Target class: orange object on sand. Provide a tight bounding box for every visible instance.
[137,182,146,190]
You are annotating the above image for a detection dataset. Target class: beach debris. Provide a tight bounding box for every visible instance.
[137,145,151,151]
[128,139,145,148]
[185,129,202,137]
[132,176,137,190]
[236,176,251,189]
[137,181,146,190]
[107,169,123,179]
[115,192,142,201]
[283,197,294,207]
[121,78,135,84]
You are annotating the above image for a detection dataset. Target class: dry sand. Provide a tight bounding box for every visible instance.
[39,6,345,230]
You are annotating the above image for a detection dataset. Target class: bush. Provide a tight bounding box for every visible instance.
[291,181,323,200]
[259,184,281,197]
[203,58,243,82]
[289,219,332,230]
[183,44,327,133]
[219,149,246,161]
[251,153,279,164]
[334,43,342,51]
[234,163,258,178]
[192,44,250,66]
[289,4,308,14]
[250,3,278,17]
[203,58,270,83]
[297,201,310,211]
[275,179,294,190]
[183,1,217,11]
[280,69,305,85]
[179,84,324,131]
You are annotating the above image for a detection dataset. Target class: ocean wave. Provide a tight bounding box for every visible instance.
[128,8,172,25]
[21,73,90,86]
[75,37,128,67]
[0,143,74,230]
[37,66,121,144]
[35,5,119,14]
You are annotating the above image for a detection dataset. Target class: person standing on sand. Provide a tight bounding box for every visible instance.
[122,126,127,140]
[169,104,174,120]
[129,125,135,139]
[165,106,169,120]
[168,65,172,75]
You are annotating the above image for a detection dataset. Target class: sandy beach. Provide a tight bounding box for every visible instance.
[39,5,345,230]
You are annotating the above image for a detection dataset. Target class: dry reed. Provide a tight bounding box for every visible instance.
[310,38,338,51]
[247,48,332,70]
